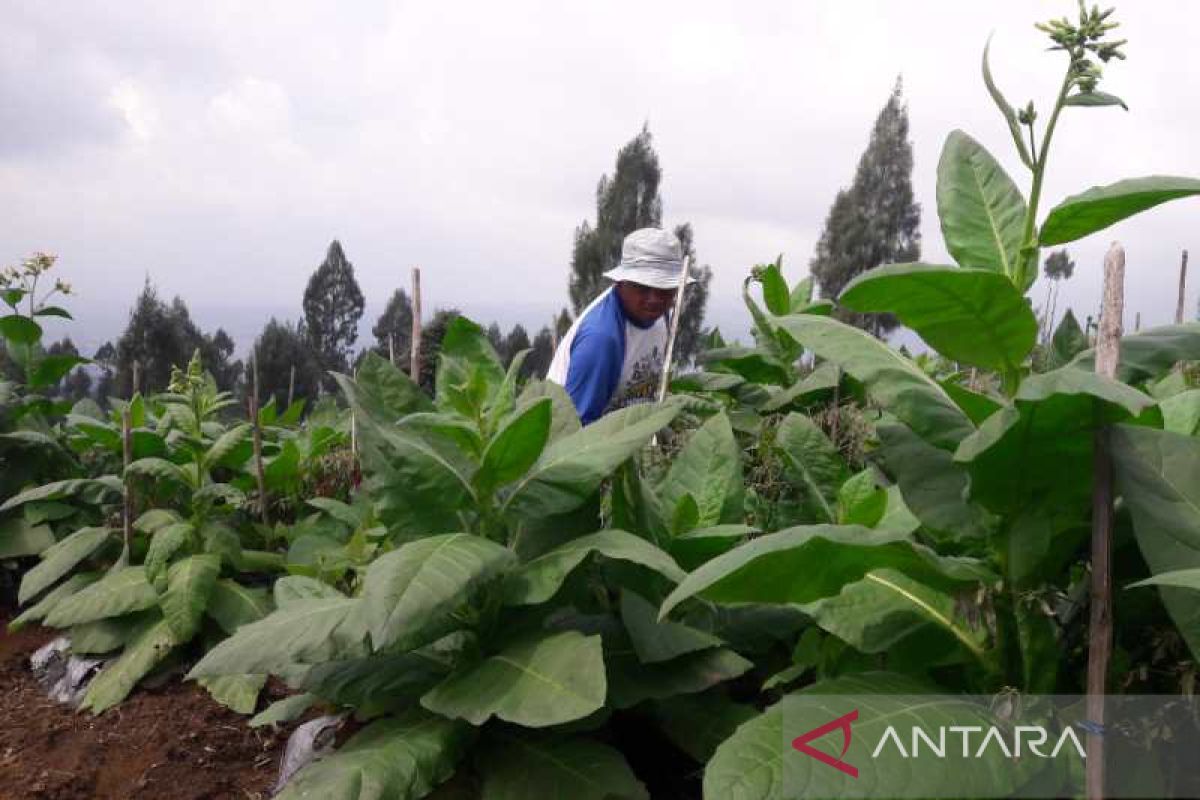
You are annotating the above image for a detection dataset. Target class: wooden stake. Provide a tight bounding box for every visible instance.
[132,359,141,396]
[121,406,133,565]
[1135,311,1141,332]
[287,364,295,408]
[655,257,693,404]
[410,268,423,380]
[1086,241,1124,800]
[250,351,270,526]
[550,314,560,352]
[389,333,396,366]
[1176,249,1189,325]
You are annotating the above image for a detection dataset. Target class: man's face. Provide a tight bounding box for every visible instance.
[616,281,677,326]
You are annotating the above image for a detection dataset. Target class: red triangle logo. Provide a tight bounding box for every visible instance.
[791,709,859,778]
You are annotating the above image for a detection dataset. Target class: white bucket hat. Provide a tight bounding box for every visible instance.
[603,227,697,289]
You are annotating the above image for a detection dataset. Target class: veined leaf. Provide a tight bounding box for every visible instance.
[362,533,515,651]
[354,350,434,420]
[758,262,791,315]
[421,630,605,727]
[504,529,685,606]
[517,380,581,442]
[69,612,159,655]
[145,522,193,591]
[1063,90,1128,110]
[436,317,507,418]
[876,424,993,542]
[299,647,456,718]
[18,526,112,604]
[250,693,316,728]
[207,579,273,634]
[479,735,648,800]
[670,524,758,571]
[503,403,681,520]
[188,598,369,678]
[0,517,55,559]
[836,470,886,527]
[773,314,974,451]
[162,555,220,643]
[476,399,551,493]
[620,590,723,664]
[699,346,791,386]
[607,640,752,709]
[126,457,189,486]
[1,476,123,512]
[660,412,743,530]
[29,354,87,389]
[307,496,363,528]
[1040,176,1200,246]
[275,575,344,606]
[760,362,840,413]
[0,314,41,345]
[775,413,847,524]
[1162,390,1200,437]
[205,423,250,467]
[801,568,989,661]
[44,567,158,627]
[1130,569,1200,592]
[199,674,267,715]
[840,264,1037,371]
[484,349,529,436]
[651,692,758,764]
[275,710,473,800]
[1112,426,1200,661]
[81,620,175,713]
[982,37,1033,170]
[8,572,99,631]
[1068,323,1200,385]
[659,525,991,620]
[936,131,1027,281]
[1047,309,1089,370]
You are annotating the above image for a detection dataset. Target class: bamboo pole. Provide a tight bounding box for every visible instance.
[655,256,693,404]
[410,268,423,380]
[1134,311,1141,332]
[250,351,270,526]
[121,406,133,565]
[287,364,295,408]
[132,359,141,396]
[1086,241,1124,800]
[550,314,560,352]
[389,333,396,366]
[1175,249,1189,325]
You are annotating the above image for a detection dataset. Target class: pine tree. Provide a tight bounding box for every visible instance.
[1040,249,1076,341]
[810,78,921,337]
[303,240,365,386]
[525,326,555,380]
[253,318,323,411]
[568,125,664,313]
[371,289,412,367]
[501,324,531,367]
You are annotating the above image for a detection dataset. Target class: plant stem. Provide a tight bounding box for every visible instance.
[1019,70,1074,290]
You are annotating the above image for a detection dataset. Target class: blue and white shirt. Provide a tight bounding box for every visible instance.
[547,288,667,424]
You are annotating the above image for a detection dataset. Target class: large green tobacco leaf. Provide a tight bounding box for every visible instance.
[1039,176,1200,246]
[659,412,743,529]
[205,423,250,467]
[775,413,846,524]
[1131,569,1200,591]
[81,620,175,713]
[161,555,220,643]
[1069,323,1200,385]
[188,598,368,678]
[275,575,345,605]
[205,579,273,634]
[436,317,507,419]
[362,533,515,651]
[801,568,989,662]
[936,131,1027,280]
[876,424,993,542]
[607,642,752,709]
[659,525,990,620]
[9,572,99,631]
[1,476,122,511]
[516,380,581,442]
[299,647,456,718]
[276,710,473,800]
[478,735,648,800]
[0,517,55,559]
[0,314,41,345]
[700,346,791,386]
[250,693,316,728]
[69,612,158,655]
[1162,390,1200,436]
[836,470,886,527]
[476,399,551,493]
[423,630,605,728]
[503,529,685,606]
[839,264,1037,371]
[670,525,758,571]
[1111,425,1200,660]
[144,521,193,591]
[503,403,681,520]
[760,362,840,413]
[43,566,158,627]
[198,674,267,714]
[955,369,1157,513]
[620,590,723,664]
[773,314,974,450]
[704,673,1027,800]
[18,526,112,604]
[125,457,189,487]
[355,351,434,420]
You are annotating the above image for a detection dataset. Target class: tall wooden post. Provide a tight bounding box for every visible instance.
[389,333,396,366]
[1134,311,1141,332]
[550,314,560,352]
[1087,242,1124,800]
[410,268,423,381]
[121,407,133,565]
[250,351,270,526]
[132,360,142,396]
[287,364,296,408]
[1176,249,1189,325]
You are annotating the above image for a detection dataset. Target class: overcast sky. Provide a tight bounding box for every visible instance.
[4,1,1199,357]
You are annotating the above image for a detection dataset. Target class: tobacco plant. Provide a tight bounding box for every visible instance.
[5,353,288,712]
[654,4,1200,796]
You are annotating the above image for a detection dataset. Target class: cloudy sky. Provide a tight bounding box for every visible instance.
[4,1,1199,357]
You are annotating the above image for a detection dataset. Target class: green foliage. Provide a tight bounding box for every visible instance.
[303,240,365,386]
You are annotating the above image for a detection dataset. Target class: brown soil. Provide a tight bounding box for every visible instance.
[0,618,292,800]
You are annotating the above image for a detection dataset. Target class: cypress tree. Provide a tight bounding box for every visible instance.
[810,78,921,337]
[303,240,365,386]
[371,288,413,368]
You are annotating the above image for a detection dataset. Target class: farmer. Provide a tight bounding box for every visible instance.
[547,227,693,424]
